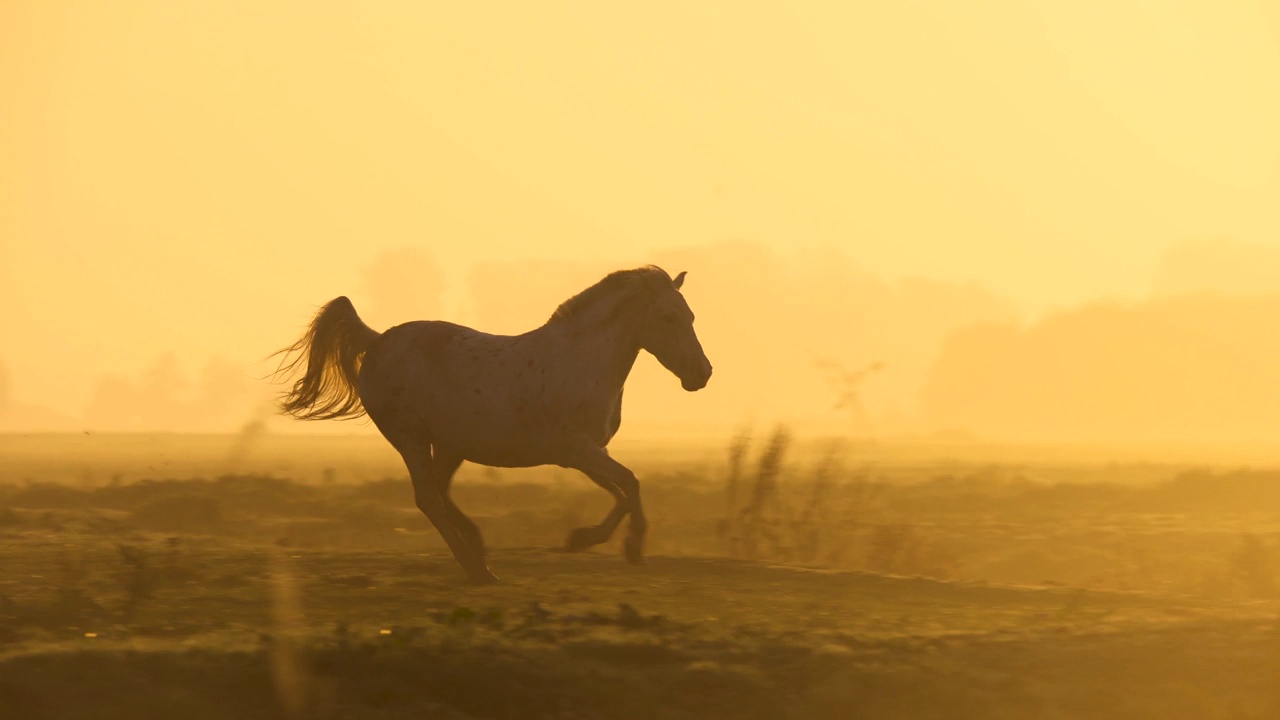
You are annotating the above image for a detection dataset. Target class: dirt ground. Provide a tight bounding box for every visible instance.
[2,435,1279,718]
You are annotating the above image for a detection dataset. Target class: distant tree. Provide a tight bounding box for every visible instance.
[197,357,253,420]
[86,354,262,432]
[0,359,10,415]
[86,375,138,430]
[815,359,885,439]
[920,294,1280,445]
[136,354,188,428]
[86,355,188,430]
[1153,240,1280,298]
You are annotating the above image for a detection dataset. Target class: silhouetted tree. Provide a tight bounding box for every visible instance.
[815,359,885,438]
[921,294,1280,444]
[86,375,137,429]
[85,354,259,431]
[1153,240,1280,298]
[197,357,253,420]
[0,359,10,416]
[136,354,188,428]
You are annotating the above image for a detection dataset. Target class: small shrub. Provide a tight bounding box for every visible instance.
[114,544,157,621]
[133,493,224,530]
[1228,534,1277,599]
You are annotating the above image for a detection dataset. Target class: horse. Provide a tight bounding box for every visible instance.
[272,265,713,583]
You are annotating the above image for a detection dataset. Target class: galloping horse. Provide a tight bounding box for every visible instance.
[273,266,713,583]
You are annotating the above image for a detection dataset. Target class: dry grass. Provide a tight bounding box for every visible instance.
[3,433,1280,717]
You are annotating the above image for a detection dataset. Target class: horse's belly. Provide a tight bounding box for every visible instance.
[407,391,563,467]
[359,324,612,467]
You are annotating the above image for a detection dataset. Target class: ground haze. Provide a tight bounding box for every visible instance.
[2,432,1278,718]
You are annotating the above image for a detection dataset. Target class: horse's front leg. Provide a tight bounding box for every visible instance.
[564,480,628,552]
[564,446,647,564]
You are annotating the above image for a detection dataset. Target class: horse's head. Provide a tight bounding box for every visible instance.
[637,270,713,391]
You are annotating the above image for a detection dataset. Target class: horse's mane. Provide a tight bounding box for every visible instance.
[548,266,671,324]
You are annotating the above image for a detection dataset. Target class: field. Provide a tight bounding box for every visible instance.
[2,431,1279,719]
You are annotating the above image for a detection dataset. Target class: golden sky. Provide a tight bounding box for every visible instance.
[2,1,1279,439]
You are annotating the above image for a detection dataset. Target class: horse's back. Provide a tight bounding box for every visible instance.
[361,320,518,391]
[358,320,551,464]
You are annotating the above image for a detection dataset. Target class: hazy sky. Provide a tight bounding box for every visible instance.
[3,1,1279,427]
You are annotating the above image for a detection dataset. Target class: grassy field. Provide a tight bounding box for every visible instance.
[2,431,1279,718]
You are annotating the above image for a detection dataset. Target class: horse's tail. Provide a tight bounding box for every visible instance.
[273,296,381,421]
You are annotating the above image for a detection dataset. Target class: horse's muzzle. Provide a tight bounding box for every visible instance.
[682,362,712,392]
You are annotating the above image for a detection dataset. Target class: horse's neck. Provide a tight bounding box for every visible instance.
[535,315,639,396]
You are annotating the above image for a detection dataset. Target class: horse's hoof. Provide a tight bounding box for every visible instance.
[466,567,500,585]
[623,535,644,565]
[565,527,598,552]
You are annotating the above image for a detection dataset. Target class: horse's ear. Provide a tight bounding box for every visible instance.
[673,271,687,290]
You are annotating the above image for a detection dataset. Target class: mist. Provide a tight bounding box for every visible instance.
[9,239,1280,461]
[6,3,1280,718]
[5,1,1280,454]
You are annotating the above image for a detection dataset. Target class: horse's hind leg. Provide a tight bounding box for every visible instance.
[400,440,497,584]
[429,446,489,567]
